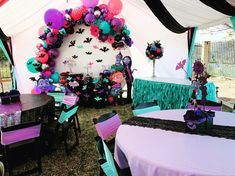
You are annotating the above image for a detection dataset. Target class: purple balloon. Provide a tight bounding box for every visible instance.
[111,18,122,31]
[48,49,59,59]
[82,0,99,8]
[44,9,64,29]
[48,60,56,67]
[84,13,96,25]
[46,32,58,44]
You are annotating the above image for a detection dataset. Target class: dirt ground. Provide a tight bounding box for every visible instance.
[209,76,235,108]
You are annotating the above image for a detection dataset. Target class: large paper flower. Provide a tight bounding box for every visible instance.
[90,25,100,37]
[107,36,115,44]
[193,60,204,75]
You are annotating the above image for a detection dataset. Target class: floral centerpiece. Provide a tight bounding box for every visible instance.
[185,60,214,133]
[146,40,163,77]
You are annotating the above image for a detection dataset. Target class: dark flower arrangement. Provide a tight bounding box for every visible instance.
[145,40,163,60]
[193,60,204,75]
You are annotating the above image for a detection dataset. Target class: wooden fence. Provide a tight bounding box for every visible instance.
[192,40,235,64]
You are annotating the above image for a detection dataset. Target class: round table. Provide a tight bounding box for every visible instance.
[0,94,55,127]
[114,110,235,176]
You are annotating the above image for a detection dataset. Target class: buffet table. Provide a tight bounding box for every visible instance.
[114,110,235,176]
[132,77,192,109]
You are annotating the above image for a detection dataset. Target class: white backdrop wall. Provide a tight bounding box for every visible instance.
[56,25,131,76]
[10,0,188,93]
[121,0,188,78]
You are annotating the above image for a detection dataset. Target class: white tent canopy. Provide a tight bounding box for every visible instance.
[0,0,234,93]
[1,0,234,36]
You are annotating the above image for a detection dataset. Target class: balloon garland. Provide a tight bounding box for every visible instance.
[26,0,133,83]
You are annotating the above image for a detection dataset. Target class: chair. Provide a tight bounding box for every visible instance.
[188,100,222,111]
[132,100,161,116]
[47,92,65,116]
[232,104,235,113]
[0,121,42,176]
[44,95,80,156]
[95,136,118,176]
[0,161,4,176]
[93,111,121,152]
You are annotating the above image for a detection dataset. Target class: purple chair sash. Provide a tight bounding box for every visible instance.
[1,124,41,145]
[95,114,121,140]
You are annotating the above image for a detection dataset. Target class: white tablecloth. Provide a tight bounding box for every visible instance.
[115,110,235,176]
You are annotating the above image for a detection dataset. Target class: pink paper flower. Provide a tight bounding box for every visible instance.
[107,36,115,44]
[90,25,100,37]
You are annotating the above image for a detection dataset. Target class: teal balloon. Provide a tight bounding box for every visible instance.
[26,57,39,73]
[99,21,111,34]
[50,72,60,83]
[123,29,130,36]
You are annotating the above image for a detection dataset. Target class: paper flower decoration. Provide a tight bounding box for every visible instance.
[146,40,163,60]
[193,60,204,75]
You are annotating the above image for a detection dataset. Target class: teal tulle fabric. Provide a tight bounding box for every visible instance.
[133,79,192,110]
[196,81,218,102]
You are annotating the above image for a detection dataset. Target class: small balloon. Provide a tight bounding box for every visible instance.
[44,8,64,29]
[70,8,83,20]
[38,26,46,36]
[99,21,111,34]
[84,13,96,25]
[82,0,99,8]
[50,72,60,83]
[65,27,75,34]
[48,49,59,59]
[108,0,123,15]
[46,32,58,44]
[35,51,49,64]
[26,57,39,73]
[111,18,122,31]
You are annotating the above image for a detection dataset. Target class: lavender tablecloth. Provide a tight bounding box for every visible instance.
[115,110,235,176]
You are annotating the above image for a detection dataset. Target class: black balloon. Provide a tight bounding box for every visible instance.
[65,27,75,34]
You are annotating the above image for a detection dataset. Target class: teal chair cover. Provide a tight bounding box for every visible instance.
[47,92,65,107]
[97,138,118,176]
[58,105,79,124]
[133,105,161,116]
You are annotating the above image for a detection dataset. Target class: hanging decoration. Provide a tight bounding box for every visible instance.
[145,40,163,77]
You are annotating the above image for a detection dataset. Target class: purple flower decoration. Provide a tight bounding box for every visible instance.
[193,60,204,75]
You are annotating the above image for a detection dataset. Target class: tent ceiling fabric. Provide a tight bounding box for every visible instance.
[0,0,234,36]
[157,0,231,29]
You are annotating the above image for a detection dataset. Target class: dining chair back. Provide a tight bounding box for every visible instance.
[95,136,118,176]
[47,92,65,108]
[0,121,42,176]
[132,100,160,116]
[188,100,222,111]
[93,111,121,141]
[44,100,80,156]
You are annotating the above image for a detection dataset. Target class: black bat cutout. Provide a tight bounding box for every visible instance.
[83,37,92,43]
[100,46,109,52]
[72,55,78,59]
[96,59,103,63]
[85,52,92,55]
[69,40,76,47]
[76,28,85,34]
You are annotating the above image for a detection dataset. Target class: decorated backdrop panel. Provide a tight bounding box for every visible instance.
[56,25,131,76]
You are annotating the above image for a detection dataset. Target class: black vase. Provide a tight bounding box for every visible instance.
[0,92,11,105]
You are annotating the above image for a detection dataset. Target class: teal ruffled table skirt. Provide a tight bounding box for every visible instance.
[133,78,192,110]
